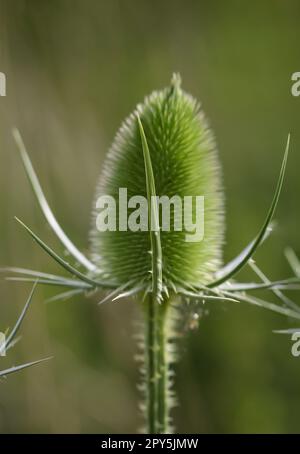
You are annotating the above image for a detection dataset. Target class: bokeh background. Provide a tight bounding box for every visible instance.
[0,0,300,434]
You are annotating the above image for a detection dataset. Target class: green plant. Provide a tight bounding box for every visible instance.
[4,75,300,433]
[274,248,300,335]
[0,284,50,378]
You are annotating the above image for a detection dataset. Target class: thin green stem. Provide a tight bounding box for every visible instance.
[157,300,168,433]
[146,293,158,433]
[144,294,170,434]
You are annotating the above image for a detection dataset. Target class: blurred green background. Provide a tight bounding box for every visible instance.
[0,0,300,434]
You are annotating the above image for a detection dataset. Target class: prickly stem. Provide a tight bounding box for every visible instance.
[143,294,173,434]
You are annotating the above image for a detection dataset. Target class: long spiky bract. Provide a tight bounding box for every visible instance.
[12,128,97,273]
[249,260,300,311]
[0,358,50,378]
[5,74,300,433]
[137,114,163,303]
[0,284,51,378]
[0,282,36,355]
[273,250,300,334]
[208,134,290,288]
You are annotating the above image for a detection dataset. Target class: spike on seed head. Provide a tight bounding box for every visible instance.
[170,73,182,92]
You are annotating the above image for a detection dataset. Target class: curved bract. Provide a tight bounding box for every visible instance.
[90,75,224,290]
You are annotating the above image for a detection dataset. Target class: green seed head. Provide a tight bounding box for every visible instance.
[90,74,224,291]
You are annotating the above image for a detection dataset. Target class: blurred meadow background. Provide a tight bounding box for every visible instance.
[0,0,300,433]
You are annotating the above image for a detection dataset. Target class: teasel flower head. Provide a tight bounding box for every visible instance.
[90,74,224,294]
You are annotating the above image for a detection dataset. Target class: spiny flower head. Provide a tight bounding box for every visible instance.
[90,74,224,291]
